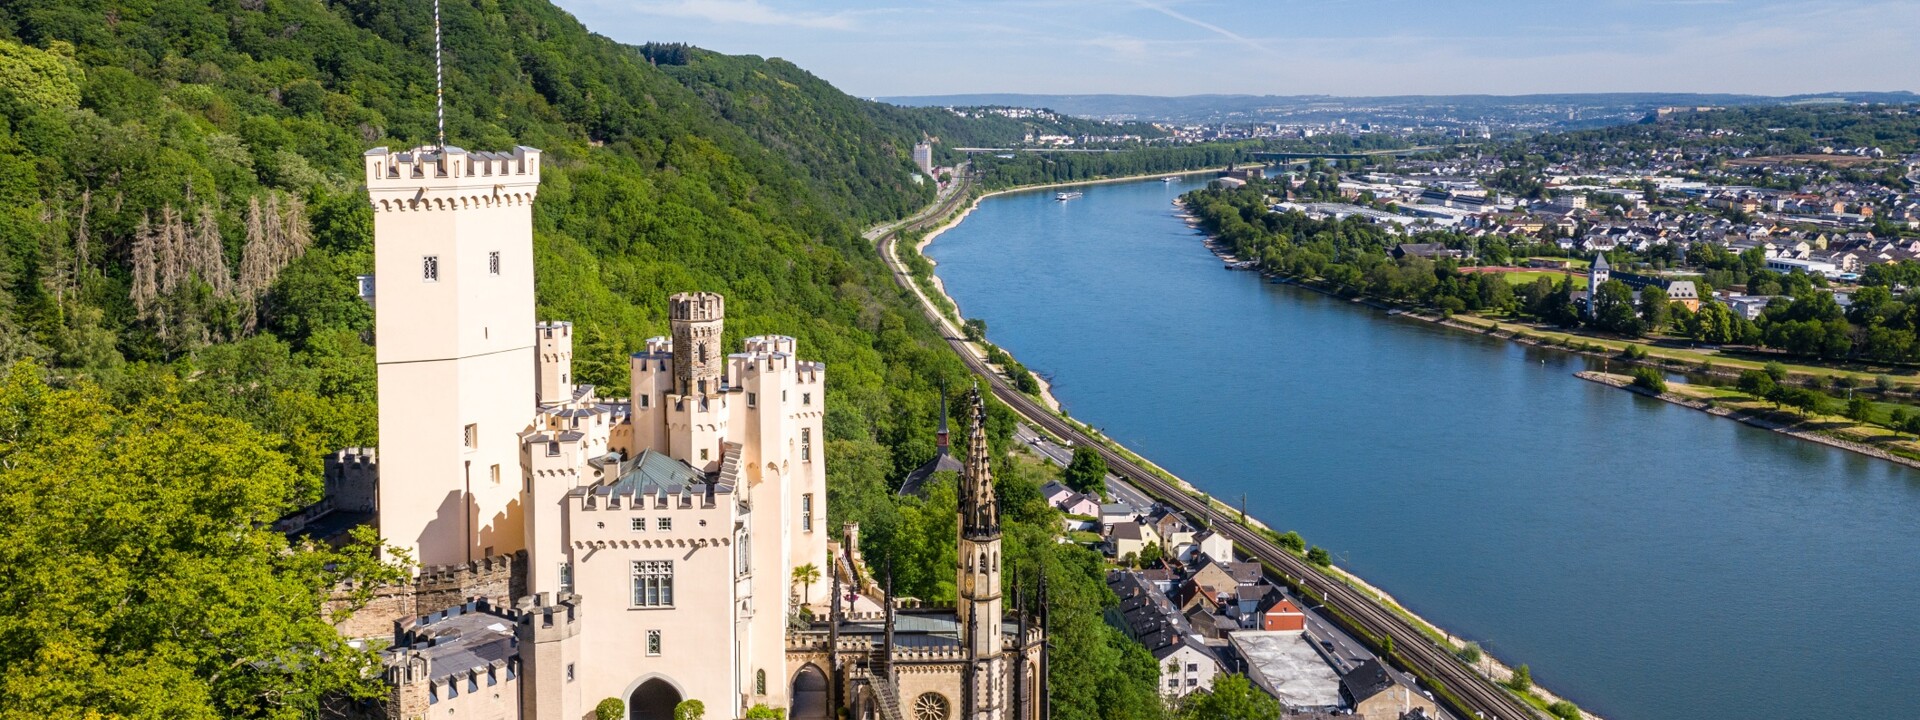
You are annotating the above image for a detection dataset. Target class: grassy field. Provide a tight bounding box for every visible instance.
[1499,270,1583,286]
[1662,382,1920,461]
[1447,313,1920,387]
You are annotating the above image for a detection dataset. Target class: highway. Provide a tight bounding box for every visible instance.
[871,173,1543,720]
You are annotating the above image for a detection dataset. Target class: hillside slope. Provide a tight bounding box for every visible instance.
[0,1,1163,717]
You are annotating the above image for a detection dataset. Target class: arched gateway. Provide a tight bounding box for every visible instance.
[630,677,682,720]
[791,664,830,720]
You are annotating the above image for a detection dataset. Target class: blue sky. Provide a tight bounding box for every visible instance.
[549,0,1920,97]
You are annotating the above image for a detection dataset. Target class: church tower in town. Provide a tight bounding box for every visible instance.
[956,388,1006,720]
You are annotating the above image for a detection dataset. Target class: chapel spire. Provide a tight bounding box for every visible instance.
[959,386,998,537]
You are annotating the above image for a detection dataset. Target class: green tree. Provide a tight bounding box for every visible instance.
[1737,369,1777,397]
[1175,673,1279,720]
[0,361,407,718]
[792,563,821,602]
[1638,285,1670,333]
[1510,664,1533,692]
[597,698,626,720]
[964,318,988,342]
[1455,642,1483,664]
[673,699,705,720]
[1306,546,1332,566]
[1845,396,1875,424]
[1277,530,1306,553]
[1139,542,1164,568]
[1630,367,1667,394]
[1063,445,1109,497]
[1548,700,1581,720]
[1593,280,1642,336]
[1763,361,1788,383]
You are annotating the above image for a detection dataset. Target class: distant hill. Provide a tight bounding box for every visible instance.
[879,92,1920,125]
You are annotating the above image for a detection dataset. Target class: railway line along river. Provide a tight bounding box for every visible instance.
[923,176,1920,720]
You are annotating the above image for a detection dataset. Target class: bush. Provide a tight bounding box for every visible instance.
[1548,700,1581,720]
[596,698,625,720]
[1508,664,1533,692]
[1454,642,1483,664]
[1629,367,1667,394]
[1278,530,1306,553]
[1620,344,1648,361]
[1306,546,1332,566]
[674,699,705,720]
[1876,375,1896,392]
[1763,361,1788,382]
[744,705,784,720]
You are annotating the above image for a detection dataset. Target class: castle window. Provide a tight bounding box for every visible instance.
[800,428,811,462]
[631,517,646,532]
[803,392,812,406]
[658,517,672,531]
[747,392,756,408]
[546,441,560,457]
[913,693,950,720]
[422,255,439,282]
[464,423,478,450]
[488,251,500,275]
[559,563,574,593]
[801,494,813,532]
[566,663,575,682]
[490,464,501,485]
[700,448,709,462]
[647,630,662,656]
[738,534,751,573]
[632,560,674,607]
[755,670,766,695]
[640,394,650,408]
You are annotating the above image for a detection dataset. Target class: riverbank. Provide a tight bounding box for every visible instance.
[905,175,1599,720]
[1576,371,1920,470]
[907,168,1231,413]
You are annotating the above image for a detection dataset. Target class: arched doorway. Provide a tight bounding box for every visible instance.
[790,664,830,720]
[630,678,682,720]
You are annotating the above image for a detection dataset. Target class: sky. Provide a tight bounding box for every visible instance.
[548,0,1920,98]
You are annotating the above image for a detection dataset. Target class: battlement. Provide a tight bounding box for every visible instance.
[742,335,797,356]
[668,291,725,322]
[537,320,573,339]
[364,145,540,185]
[514,592,584,643]
[323,447,379,515]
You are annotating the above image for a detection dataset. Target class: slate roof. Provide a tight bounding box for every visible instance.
[1339,658,1419,705]
[898,451,964,498]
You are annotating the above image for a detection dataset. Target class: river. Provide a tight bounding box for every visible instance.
[924,177,1920,720]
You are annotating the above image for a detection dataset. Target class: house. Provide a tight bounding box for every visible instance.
[1189,556,1264,595]
[1339,659,1439,720]
[1665,281,1701,311]
[1108,521,1161,561]
[1256,595,1308,632]
[1189,529,1234,564]
[1108,571,1224,699]
[1146,507,1196,549]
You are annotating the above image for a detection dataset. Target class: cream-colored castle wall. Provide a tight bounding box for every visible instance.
[565,495,741,716]
[369,146,540,568]
[536,321,573,405]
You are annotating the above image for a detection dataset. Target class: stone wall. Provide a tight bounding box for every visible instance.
[327,551,528,640]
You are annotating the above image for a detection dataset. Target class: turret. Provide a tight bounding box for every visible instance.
[669,292,725,397]
[537,321,574,405]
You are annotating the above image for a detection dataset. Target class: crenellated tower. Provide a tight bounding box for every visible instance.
[665,292,729,471]
[364,145,541,567]
[956,387,1005,720]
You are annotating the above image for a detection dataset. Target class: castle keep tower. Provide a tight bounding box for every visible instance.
[364,145,542,567]
[671,292,725,397]
[956,389,1006,720]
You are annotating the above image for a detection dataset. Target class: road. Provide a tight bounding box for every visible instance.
[870,173,1542,720]
[1012,424,1153,512]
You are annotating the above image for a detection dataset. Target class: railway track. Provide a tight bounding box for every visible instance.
[873,176,1543,720]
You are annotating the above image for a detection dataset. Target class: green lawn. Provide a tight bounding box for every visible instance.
[1498,270,1582,286]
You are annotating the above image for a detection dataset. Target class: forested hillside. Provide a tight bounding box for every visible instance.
[0,0,1163,717]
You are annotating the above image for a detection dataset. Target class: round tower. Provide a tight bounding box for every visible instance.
[669,292,725,397]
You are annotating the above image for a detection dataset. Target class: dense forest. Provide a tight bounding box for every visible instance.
[0,0,1169,717]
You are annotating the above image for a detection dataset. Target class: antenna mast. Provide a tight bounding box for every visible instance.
[434,0,446,151]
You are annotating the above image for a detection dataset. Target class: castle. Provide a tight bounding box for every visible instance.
[292,143,1045,720]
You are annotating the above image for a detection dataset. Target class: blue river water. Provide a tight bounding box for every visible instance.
[924,177,1920,720]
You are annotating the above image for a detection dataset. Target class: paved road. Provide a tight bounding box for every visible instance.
[1011,424,1153,512]
[871,175,1542,720]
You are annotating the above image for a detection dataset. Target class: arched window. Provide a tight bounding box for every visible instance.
[755,669,767,695]
[913,693,950,720]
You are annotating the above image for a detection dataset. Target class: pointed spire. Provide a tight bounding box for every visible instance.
[960,384,999,537]
[936,378,951,456]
